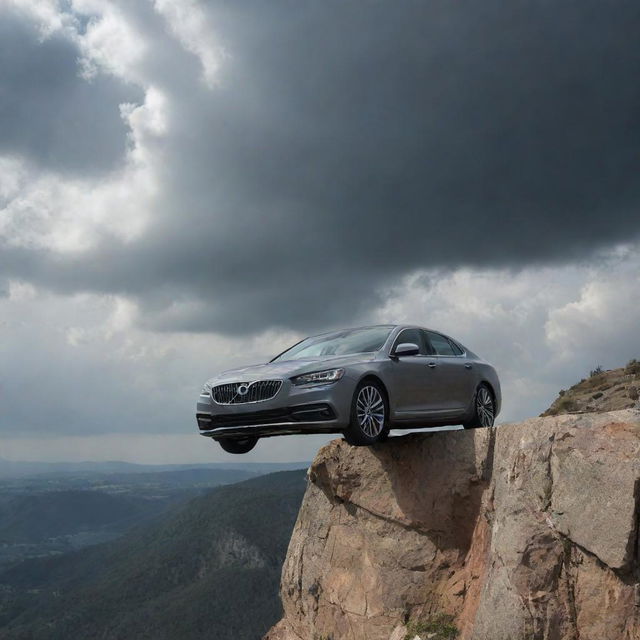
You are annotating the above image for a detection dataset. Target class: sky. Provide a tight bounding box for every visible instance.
[1,0,639,464]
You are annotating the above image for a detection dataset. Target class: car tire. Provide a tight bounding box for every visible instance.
[343,380,390,446]
[463,384,495,429]
[217,436,259,454]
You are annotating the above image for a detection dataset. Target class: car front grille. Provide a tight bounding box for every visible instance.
[211,380,282,404]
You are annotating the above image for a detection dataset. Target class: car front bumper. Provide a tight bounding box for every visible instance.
[196,377,355,440]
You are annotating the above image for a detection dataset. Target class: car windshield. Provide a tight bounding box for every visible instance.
[272,326,393,362]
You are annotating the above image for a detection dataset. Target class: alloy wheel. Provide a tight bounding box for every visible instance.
[356,385,386,437]
[476,387,495,427]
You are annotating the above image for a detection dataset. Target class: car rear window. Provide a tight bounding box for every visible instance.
[426,331,457,356]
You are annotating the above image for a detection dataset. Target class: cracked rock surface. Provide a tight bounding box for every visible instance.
[265,410,640,640]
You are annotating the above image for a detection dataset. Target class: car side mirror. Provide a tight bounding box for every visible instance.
[392,342,420,357]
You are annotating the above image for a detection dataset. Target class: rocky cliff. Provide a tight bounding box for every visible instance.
[265,409,640,640]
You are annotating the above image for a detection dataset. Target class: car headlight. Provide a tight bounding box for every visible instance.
[291,368,345,386]
[199,384,212,397]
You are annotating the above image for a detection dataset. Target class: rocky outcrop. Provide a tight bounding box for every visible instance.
[543,361,640,416]
[265,410,640,640]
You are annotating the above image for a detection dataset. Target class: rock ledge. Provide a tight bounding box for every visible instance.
[266,410,640,640]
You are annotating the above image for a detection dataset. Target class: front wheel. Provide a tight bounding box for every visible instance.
[217,436,258,454]
[343,381,389,446]
[463,384,495,429]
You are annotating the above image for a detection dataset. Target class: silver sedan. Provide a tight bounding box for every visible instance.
[196,324,501,454]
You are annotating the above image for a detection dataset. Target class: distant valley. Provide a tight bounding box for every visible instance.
[0,469,306,640]
[0,460,307,569]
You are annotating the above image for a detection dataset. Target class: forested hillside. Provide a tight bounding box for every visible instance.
[0,470,306,640]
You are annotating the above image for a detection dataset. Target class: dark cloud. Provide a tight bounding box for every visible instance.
[0,7,141,175]
[2,0,640,334]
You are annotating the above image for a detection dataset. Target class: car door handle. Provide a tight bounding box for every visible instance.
[427,362,437,368]
[464,363,473,369]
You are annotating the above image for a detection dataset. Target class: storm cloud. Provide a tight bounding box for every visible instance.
[1,0,640,460]
[1,0,639,335]
[0,6,140,175]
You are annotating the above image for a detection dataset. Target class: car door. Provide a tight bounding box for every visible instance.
[385,328,431,418]
[424,331,474,413]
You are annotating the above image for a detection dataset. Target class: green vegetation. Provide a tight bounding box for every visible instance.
[589,365,604,378]
[404,613,459,639]
[0,470,306,640]
[626,359,640,375]
[551,397,578,415]
[0,490,175,544]
[0,467,261,568]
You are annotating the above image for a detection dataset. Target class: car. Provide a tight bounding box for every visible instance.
[195,324,501,454]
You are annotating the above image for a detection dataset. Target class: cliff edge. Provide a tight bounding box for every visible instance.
[265,409,640,640]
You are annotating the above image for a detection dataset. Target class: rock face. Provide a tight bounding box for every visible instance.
[265,410,640,640]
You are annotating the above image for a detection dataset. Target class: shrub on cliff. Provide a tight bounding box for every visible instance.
[626,359,640,375]
[404,614,459,640]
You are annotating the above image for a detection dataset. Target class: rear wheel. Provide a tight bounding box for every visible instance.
[463,384,495,429]
[217,436,258,454]
[343,380,389,446]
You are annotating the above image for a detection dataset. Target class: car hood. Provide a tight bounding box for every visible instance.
[207,352,377,385]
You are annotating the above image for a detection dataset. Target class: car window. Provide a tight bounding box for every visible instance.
[420,330,436,355]
[449,339,464,355]
[425,331,457,356]
[392,328,426,355]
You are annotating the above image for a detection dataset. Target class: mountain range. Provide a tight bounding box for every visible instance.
[0,458,309,479]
